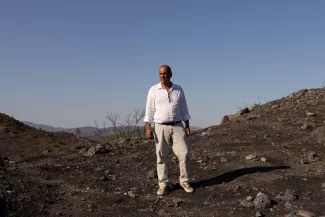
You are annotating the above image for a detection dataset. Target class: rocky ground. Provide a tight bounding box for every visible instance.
[1,87,325,217]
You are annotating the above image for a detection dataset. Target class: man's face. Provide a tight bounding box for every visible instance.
[159,67,172,84]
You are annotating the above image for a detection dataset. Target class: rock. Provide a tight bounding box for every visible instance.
[301,123,311,130]
[251,104,258,110]
[294,89,308,98]
[272,104,280,109]
[99,176,108,181]
[85,146,97,156]
[253,192,271,210]
[284,201,292,208]
[307,151,318,163]
[297,210,315,217]
[246,196,253,201]
[276,189,297,201]
[306,111,316,116]
[8,161,16,165]
[127,191,136,198]
[311,126,325,144]
[104,169,112,175]
[240,199,254,208]
[256,211,263,217]
[130,187,138,192]
[220,157,227,162]
[246,154,257,160]
[78,148,88,156]
[220,115,230,124]
[247,115,261,121]
[236,108,250,117]
[95,167,104,172]
[173,198,184,207]
[260,157,266,162]
[322,183,325,188]
[158,209,171,217]
[285,213,298,217]
[147,170,157,179]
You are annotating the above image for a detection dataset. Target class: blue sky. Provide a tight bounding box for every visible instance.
[1,0,324,128]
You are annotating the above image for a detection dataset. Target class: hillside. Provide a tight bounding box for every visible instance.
[1,87,325,216]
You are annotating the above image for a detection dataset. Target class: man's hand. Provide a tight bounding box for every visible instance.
[146,129,154,139]
[184,120,190,136]
[145,122,154,139]
[184,127,191,136]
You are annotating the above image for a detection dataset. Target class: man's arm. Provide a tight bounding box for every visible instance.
[144,88,154,139]
[180,87,191,136]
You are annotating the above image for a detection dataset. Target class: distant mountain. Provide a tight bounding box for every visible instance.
[22,121,66,132]
[23,121,202,140]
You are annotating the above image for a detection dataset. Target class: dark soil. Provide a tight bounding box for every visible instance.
[1,87,325,217]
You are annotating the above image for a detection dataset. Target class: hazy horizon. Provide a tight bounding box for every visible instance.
[1,0,325,128]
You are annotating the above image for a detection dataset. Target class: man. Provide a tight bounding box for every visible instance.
[144,65,193,196]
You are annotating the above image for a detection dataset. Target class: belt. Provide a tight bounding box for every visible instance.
[159,121,181,126]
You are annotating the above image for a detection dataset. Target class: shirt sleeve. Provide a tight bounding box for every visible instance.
[143,88,155,123]
[180,87,191,121]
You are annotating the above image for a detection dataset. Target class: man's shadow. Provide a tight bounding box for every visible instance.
[169,166,290,193]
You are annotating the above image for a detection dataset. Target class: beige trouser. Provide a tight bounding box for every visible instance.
[153,122,191,188]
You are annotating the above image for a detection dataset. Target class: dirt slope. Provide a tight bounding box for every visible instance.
[1,87,325,217]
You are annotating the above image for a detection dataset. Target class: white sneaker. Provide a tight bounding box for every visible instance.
[157,187,167,196]
[180,181,194,193]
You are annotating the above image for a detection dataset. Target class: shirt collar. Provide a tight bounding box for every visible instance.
[157,82,174,90]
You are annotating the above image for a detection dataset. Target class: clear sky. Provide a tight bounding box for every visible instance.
[1,0,324,128]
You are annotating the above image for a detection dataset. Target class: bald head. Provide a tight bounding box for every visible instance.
[159,65,172,74]
[159,65,172,85]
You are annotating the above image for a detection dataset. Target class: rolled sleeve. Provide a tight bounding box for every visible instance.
[180,87,191,121]
[144,88,154,123]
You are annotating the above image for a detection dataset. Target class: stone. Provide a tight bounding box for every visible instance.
[127,191,136,198]
[253,192,271,210]
[237,108,250,116]
[220,115,230,124]
[322,183,325,188]
[301,123,311,130]
[285,213,298,217]
[256,211,263,217]
[104,170,112,175]
[240,199,254,208]
[306,111,316,116]
[251,104,258,110]
[158,209,171,217]
[99,176,108,181]
[294,89,308,98]
[307,151,318,163]
[246,154,257,160]
[86,146,97,156]
[173,198,184,207]
[147,170,157,179]
[297,210,315,217]
[311,126,325,144]
[272,105,280,109]
[95,167,104,172]
[276,189,297,201]
[260,157,266,162]
[284,201,292,208]
[246,196,253,201]
[221,157,227,162]
[130,187,138,191]
[78,148,88,156]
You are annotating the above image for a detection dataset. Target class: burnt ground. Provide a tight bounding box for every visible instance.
[1,87,325,217]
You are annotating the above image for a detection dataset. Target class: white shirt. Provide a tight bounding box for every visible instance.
[144,82,191,123]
